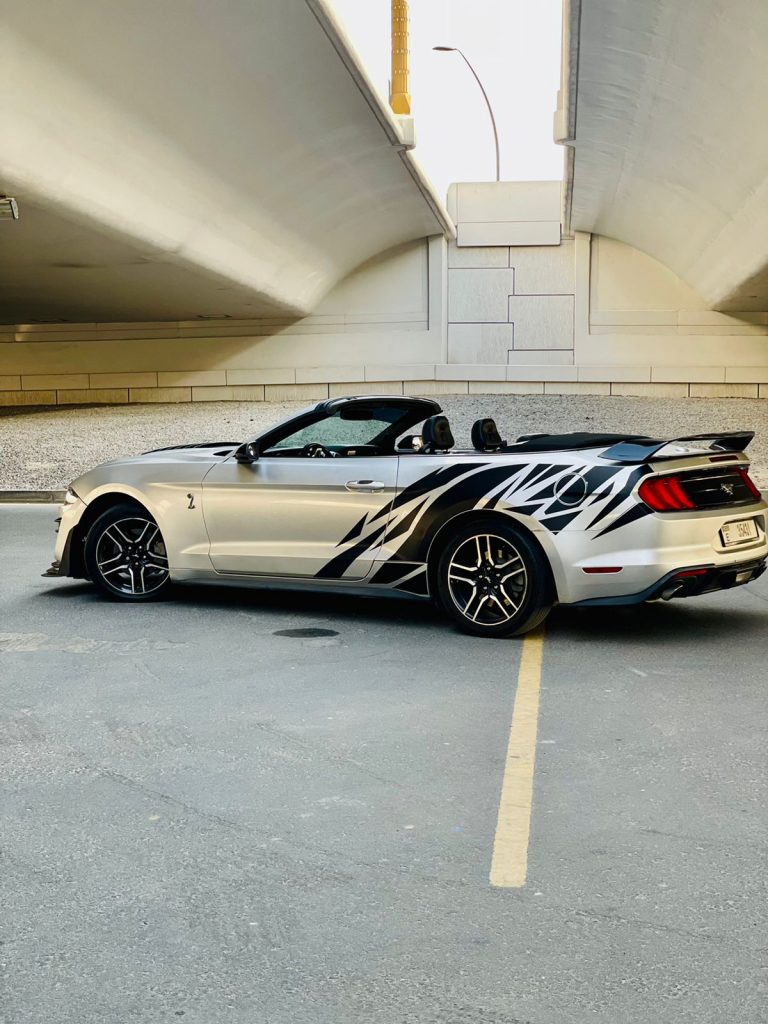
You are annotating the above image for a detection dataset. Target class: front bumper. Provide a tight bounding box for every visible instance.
[43,490,88,577]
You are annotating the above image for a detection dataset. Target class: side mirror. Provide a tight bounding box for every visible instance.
[397,434,423,451]
[235,441,260,464]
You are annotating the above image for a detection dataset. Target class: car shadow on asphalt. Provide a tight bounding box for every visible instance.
[548,598,766,646]
[36,579,445,631]
[36,580,766,643]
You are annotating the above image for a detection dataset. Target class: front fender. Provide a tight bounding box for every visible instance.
[76,478,212,576]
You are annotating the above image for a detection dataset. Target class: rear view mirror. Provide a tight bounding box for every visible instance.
[236,441,260,464]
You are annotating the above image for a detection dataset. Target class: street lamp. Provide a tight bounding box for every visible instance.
[433,46,500,182]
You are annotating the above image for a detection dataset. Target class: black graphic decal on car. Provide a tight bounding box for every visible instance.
[316,459,649,582]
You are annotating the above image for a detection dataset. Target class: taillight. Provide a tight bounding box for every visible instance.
[638,466,762,512]
[737,467,761,501]
[638,475,695,511]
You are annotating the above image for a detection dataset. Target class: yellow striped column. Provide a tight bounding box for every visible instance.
[390,0,411,115]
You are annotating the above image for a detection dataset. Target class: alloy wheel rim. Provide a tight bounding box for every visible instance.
[447,533,527,626]
[95,517,169,595]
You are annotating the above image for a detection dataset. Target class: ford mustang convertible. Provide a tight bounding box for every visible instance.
[45,395,767,637]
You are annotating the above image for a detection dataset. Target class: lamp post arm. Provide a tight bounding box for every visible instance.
[456,50,500,182]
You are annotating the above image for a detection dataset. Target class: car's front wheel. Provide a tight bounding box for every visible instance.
[435,520,553,637]
[84,503,171,601]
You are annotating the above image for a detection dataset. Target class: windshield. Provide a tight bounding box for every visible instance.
[266,408,407,452]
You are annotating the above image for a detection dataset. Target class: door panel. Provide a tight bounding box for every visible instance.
[202,456,398,578]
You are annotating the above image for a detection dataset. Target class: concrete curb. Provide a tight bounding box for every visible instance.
[0,490,65,503]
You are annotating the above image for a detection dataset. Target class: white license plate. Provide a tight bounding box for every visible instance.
[720,519,758,546]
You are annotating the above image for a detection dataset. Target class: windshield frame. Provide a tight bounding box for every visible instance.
[245,396,442,456]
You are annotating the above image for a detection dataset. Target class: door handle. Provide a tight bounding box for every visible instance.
[345,479,385,493]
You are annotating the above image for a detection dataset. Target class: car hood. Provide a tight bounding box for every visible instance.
[143,441,241,456]
[69,441,241,499]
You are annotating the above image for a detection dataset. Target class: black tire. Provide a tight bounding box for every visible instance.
[435,519,553,638]
[84,503,172,601]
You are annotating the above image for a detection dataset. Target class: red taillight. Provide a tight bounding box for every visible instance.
[675,569,708,578]
[638,475,696,511]
[639,465,760,512]
[737,467,761,501]
[664,476,694,508]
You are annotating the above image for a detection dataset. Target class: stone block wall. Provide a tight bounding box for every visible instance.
[1,184,767,405]
[440,228,768,399]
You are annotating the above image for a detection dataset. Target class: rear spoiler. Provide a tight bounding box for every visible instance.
[600,431,755,464]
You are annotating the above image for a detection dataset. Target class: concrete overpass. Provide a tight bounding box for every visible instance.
[0,0,451,323]
[1,0,765,407]
[560,0,768,312]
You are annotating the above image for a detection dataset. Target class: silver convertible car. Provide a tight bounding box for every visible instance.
[46,395,767,637]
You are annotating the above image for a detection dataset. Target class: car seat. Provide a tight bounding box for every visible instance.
[471,418,505,452]
[421,414,455,453]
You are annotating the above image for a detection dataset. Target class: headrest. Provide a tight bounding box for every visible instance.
[471,418,504,452]
[421,414,455,452]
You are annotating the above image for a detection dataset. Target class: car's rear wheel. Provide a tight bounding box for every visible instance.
[84,503,171,601]
[435,520,552,637]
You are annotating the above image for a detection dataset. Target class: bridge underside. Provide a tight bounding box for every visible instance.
[0,203,296,323]
[0,0,450,323]
[563,0,768,312]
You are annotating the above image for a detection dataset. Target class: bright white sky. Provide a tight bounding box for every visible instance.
[329,0,564,201]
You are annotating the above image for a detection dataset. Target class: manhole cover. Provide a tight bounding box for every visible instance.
[272,627,339,639]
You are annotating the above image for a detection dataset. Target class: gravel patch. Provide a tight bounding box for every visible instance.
[1,395,766,490]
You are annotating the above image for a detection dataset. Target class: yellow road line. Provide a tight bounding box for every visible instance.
[489,626,545,888]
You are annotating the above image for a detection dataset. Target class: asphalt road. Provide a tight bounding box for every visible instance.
[1,506,766,1024]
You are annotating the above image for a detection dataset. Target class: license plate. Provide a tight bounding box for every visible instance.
[720,519,758,546]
